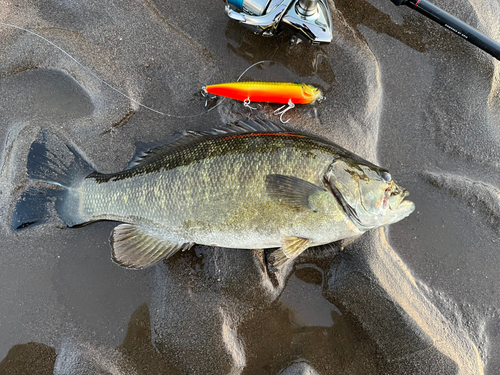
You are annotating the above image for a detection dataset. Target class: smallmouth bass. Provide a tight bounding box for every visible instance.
[12,119,414,269]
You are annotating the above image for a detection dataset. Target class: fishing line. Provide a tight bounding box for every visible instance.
[0,21,273,119]
[0,21,167,115]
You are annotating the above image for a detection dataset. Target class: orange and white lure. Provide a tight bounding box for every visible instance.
[203,81,324,123]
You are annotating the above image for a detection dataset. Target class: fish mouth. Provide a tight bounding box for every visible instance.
[387,188,409,211]
[385,186,414,224]
[383,199,415,225]
[392,198,414,215]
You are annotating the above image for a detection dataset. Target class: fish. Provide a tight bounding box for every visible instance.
[11,119,415,269]
[204,81,323,105]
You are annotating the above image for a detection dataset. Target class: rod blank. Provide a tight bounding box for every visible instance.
[391,0,500,60]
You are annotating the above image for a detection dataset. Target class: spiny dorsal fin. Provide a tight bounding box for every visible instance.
[110,224,193,269]
[125,132,204,170]
[266,174,324,211]
[126,117,290,169]
[268,236,311,268]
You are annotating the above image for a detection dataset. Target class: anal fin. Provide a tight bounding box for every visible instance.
[110,224,193,269]
[268,236,311,268]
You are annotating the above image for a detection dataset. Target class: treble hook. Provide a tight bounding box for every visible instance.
[274,99,295,123]
[243,97,257,110]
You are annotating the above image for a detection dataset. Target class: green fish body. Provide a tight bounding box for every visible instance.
[13,120,415,269]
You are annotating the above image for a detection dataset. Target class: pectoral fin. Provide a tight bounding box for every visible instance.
[265,174,324,211]
[110,224,193,269]
[268,236,311,268]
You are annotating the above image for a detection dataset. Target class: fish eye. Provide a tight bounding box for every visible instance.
[380,171,392,182]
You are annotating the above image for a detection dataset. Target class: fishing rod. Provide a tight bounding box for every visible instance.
[390,0,500,60]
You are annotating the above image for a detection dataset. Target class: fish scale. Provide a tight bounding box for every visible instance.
[76,133,341,242]
[13,120,414,269]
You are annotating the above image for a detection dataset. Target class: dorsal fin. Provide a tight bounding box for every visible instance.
[125,131,205,170]
[126,117,291,169]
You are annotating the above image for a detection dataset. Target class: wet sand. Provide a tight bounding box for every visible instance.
[1,0,499,373]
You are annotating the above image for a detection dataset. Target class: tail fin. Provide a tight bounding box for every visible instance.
[11,188,64,229]
[12,130,95,230]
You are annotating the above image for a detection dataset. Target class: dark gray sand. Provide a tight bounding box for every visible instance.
[1,0,499,373]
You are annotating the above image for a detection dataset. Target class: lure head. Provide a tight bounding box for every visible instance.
[302,84,324,104]
[325,158,415,231]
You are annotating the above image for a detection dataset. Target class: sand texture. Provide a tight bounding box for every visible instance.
[1,0,500,373]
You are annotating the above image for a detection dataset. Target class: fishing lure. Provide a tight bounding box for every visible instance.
[204,81,323,123]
